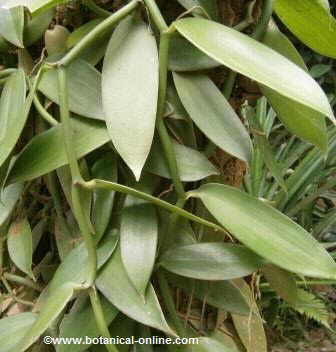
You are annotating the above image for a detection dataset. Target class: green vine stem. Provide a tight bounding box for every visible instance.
[33,93,58,126]
[2,273,43,292]
[144,0,185,200]
[89,288,119,352]
[57,67,97,287]
[53,0,140,67]
[85,0,111,18]
[252,0,273,40]
[143,0,167,32]
[80,179,224,233]
[157,271,188,337]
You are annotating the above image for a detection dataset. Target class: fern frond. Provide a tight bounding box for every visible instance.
[292,289,330,329]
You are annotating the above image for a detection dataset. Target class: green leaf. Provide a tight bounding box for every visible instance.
[15,231,118,351]
[274,0,336,58]
[310,64,332,79]
[15,283,75,352]
[261,20,327,152]
[7,117,109,184]
[39,60,104,120]
[190,184,336,279]
[7,217,34,279]
[7,118,218,184]
[192,337,236,352]
[57,295,119,352]
[0,69,26,167]
[160,243,264,280]
[96,244,175,336]
[293,289,330,328]
[173,73,252,163]
[317,0,330,11]
[145,138,219,182]
[102,16,158,181]
[0,183,23,227]
[3,0,68,16]
[167,274,250,315]
[0,312,37,352]
[174,18,334,121]
[91,154,118,241]
[121,202,158,297]
[168,34,220,72]
[24,8,54,47]
[231,278,267,352]
[262,265,297,304]
[48,229,118,293]
[0,6,24,47]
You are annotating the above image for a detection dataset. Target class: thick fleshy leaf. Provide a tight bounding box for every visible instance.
[173,73,252,163]
[160,243,264,280]
[96,244,175,336]
[190,184,336,279]
[145,139,219,182]
[261,20,327,151]
[168,34,220,72]
[0,183,23,227]
[0,313,37,352]
[7,118,109,184]
[174,18,334,121]
[92,154,118,241]
[121,202,158,297]
[0,6,24,47]
[57,295,119,352]
[7,118,218,184]
[7,217,34,279]
[167,274,250,315]
[274,0,336,58]
[39,59,104,120]
[231,279,267,352]
[15,283,75,352]
[102,16,158,180]
[0,69,26,167]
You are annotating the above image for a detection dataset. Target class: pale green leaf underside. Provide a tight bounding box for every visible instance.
[0,6,24,47]
[121,203,158,297]
[102,16,159,180]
